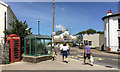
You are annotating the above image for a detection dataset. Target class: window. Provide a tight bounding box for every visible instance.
[89,41,92,46]
[84,40,88,44]
[118,19,120,29]
[64,36,67,38]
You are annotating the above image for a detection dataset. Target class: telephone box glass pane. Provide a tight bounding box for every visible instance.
[14,40,19,59]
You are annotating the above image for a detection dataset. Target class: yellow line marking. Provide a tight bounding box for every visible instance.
[79,59,84,61]
[98,58,103,60]
[80,56,83,57]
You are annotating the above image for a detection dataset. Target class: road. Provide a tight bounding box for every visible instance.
[68,47,119,69]
[54,47,119,69]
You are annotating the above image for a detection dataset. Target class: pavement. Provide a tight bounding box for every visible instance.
[0,47,119,70]
[1,54,119,70]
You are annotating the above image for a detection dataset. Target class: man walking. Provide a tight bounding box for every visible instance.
[83,43,93,66]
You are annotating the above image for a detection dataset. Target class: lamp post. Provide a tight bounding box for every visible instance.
[70,26,72,34]
[38,18,40,35]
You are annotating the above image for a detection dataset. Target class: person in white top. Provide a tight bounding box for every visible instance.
[61,43,69,63]
[59,44,63,55]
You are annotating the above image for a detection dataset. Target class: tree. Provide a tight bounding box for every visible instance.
[76,29,104,44]
[4,18,32,54]
[86,29,96,34]
[96,31,104,34]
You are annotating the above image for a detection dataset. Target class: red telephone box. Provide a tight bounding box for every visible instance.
[7,34,21,62]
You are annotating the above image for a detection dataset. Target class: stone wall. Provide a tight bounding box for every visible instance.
[0,43,10,64]
[0,44,2,64]
[23,55,52,63]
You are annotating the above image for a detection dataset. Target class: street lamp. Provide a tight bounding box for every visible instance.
[70,26,72,34]
[38,18,40,35]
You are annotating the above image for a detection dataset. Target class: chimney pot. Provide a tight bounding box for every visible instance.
[66,29,68,31]
[107,10,112,16]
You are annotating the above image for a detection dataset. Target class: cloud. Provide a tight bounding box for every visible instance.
[56,25,65,30]
[61,7,64,12]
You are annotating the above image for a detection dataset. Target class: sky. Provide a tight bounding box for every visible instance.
[6,2,118,36]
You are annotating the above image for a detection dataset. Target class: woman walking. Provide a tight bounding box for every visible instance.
[61,43,69,63]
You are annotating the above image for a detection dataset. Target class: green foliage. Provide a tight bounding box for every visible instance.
[68,43,73,47]
[76,29,104,36]
[4,18,32,54]
[96,31,104,34]
[86,29,96,34]
[76,29,104,43]
[5,18,32,37]
[79,44,85,49]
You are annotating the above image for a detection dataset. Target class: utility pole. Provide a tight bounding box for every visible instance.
[4,12,6,44]
[52,0,55,47]
[53,0,55,32]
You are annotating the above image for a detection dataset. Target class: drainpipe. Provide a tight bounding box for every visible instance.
[4,12,6,44]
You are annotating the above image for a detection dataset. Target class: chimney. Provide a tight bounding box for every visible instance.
[66,29,68,31]
[107,10,112,16]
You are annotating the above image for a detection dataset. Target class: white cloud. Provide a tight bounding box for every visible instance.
[56,25,65,30]
[61,7,64,12]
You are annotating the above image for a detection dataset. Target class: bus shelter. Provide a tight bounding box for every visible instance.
[24,34,52,57]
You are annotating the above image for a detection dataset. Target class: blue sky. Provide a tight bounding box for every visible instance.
[7,2,118,36]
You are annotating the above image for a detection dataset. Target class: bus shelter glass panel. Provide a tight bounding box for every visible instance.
[26,39,30,55]
[31,39,35,55]
[37,39,44,55]
[45,40,52,54]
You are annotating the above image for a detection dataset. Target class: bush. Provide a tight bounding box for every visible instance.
[68,43,73,47]
[79,44,85,49]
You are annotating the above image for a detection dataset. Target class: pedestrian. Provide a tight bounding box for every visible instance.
[83,43,93,66]
[52,50,57,61]
[61,43,69,63]
[59,44,63,55]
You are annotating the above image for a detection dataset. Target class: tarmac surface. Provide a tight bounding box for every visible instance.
[69,47,119,69]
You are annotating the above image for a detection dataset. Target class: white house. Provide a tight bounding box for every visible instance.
[53,29,77,43]
[102,10,120,52]
[0,1,16,43]
[83,34,104,50]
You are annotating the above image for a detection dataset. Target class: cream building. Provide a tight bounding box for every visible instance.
[102,10,120,52]
[53,29,77,43]
[0,1,16,43]
[83,34,104,50]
